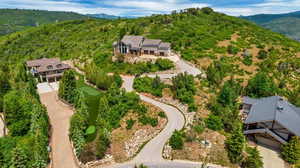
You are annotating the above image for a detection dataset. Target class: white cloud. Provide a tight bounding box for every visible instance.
[103,0,209,12]
[0,0,299,17]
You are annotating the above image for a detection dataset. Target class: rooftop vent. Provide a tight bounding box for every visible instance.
[277,106,284,111]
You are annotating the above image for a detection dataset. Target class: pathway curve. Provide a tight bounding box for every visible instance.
[40,91,77,168]
[111,76,224,168]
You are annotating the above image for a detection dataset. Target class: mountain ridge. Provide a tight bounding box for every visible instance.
[241,11,300,41]
[0,8,90,36]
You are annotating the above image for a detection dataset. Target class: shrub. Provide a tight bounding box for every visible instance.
[171,73,197,111]
[158,111,166,118]
[281,136,300,164]
[169,130,184,150]
[133,76,165,97]
[227,45,239,55]
[242,147,263,168]
[193,124,205,134]
[155,58,174,71]
[139,115,158,127]
[257,50,268,59]
[205,114,223,131]
[126,119,135,129]
[243,55,253,66]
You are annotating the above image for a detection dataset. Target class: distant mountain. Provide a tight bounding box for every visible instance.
[242,11,300,41]
[0,9,90,36]
[87,13,120,19]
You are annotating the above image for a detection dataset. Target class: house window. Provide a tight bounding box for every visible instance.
[56,64,62,68]
[150,50,155,55]
[47,65,53,69]
[144,50,149,54]
[160,52,165,56]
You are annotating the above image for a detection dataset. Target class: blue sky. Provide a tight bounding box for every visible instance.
[1,0,300,17]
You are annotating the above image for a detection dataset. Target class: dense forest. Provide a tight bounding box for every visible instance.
[0,63,50,167]
[0,7,300,167]
[0,9,89,36]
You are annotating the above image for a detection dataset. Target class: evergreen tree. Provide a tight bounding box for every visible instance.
[169,130,184,150]
[58,70,77,104]
[281,136,300,164]
[245,72,277,98]
[225,124,246,163]
[98,96,109,119]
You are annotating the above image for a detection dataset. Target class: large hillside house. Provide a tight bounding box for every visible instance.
[113,35,171,57]
[242,96,300,149]
[26,58,70,82]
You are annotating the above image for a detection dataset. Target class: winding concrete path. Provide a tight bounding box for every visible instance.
[115,76,223,168]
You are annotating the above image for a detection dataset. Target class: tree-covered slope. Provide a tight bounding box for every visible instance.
[242,11,300,41]
[0,9,90,36]
[262,17,300,41]
[0,8,299,87]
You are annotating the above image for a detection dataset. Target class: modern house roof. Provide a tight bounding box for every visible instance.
[117,35,171,51]
[26,58,60,67]
[243,96,300,137]
[142,39,162,47]
[159,42,171,50]
[121,35,144,49]
[26,58,70,73]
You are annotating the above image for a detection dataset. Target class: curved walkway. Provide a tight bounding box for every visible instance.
[115,76,224,168]
[40,91,77,168]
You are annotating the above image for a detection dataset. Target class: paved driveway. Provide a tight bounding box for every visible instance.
[257,145,285,168]
[40,91,77,168]
[37,82,59,94]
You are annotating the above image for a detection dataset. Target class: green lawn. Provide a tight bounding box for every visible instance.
[77,80,103,125]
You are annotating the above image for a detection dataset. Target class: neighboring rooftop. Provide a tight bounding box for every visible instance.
[121,35,144,49]
[243,96,300,137]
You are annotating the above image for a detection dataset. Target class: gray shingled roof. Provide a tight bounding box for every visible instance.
[244,96,300,137]
[159,42,171,50]
[142,39,161,47]
[26,58,60,67]
[121,35,144,49]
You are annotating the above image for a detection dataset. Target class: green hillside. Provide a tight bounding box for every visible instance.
[1,7,300,167]
[1,7,299,98]
[0,9,90,36]
[242,11,300,41]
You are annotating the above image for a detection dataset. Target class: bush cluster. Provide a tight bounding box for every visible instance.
[133,76,165,97]
[171,73,197,111]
